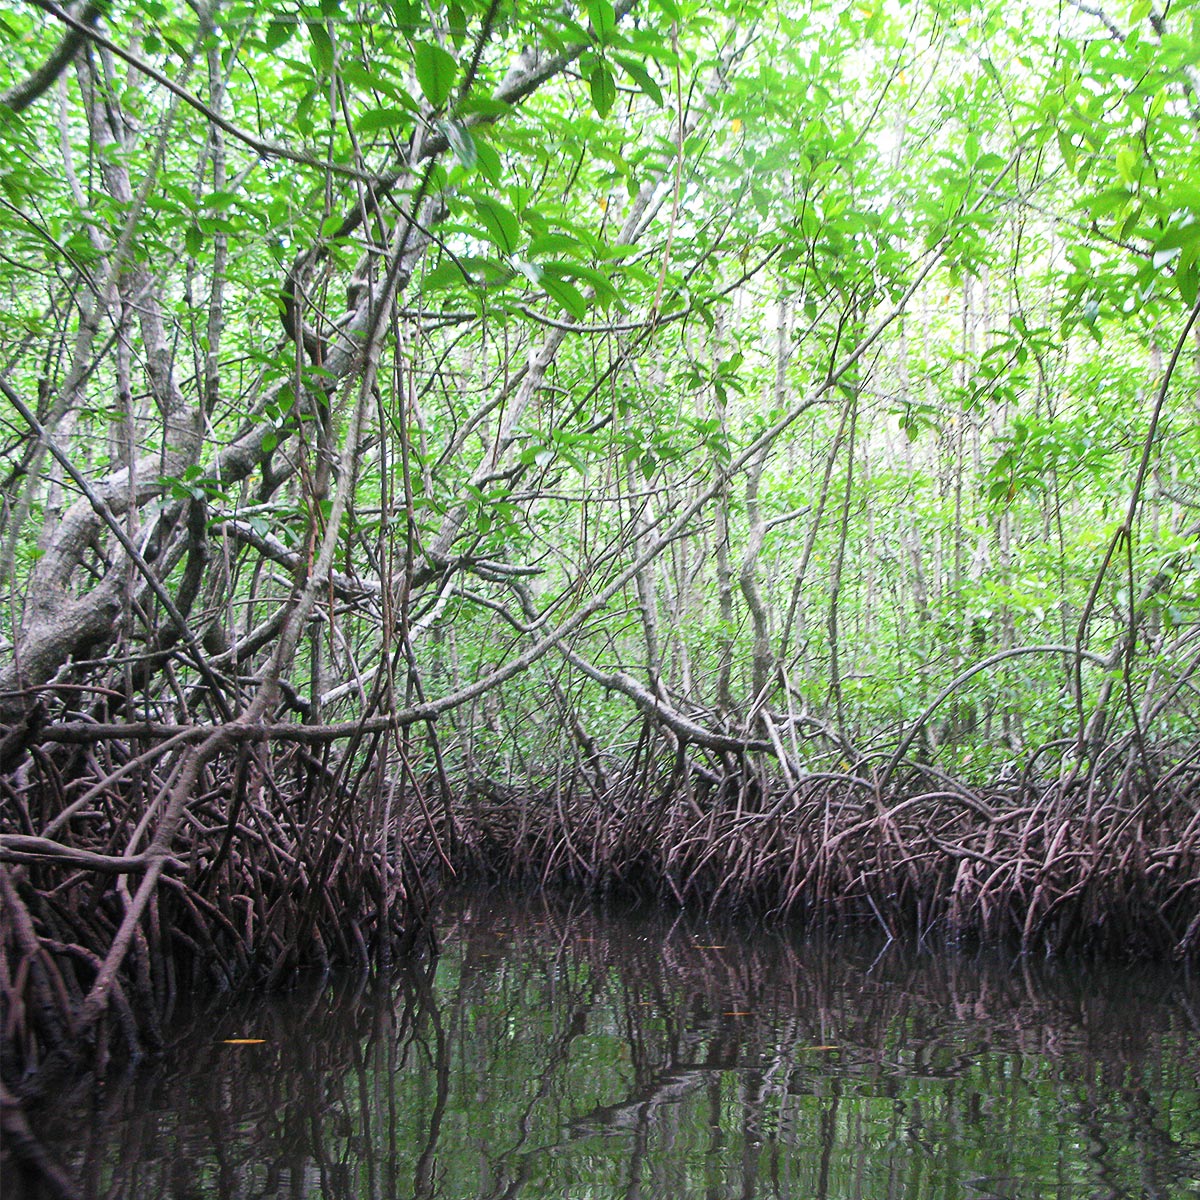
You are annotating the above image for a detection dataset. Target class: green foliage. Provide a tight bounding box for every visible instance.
[1,0,1198,782]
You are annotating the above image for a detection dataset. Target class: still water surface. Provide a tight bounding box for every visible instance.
[36,894,1200,1198]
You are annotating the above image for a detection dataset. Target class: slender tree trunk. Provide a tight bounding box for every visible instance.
[827,395,858,729]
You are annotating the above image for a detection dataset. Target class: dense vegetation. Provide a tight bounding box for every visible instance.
[2,0,1200,1103]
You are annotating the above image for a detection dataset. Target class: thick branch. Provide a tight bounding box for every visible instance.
[0,0,103,113]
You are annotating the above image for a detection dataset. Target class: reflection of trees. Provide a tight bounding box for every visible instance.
[31,965,445,1199]
[29,896,1200,1199]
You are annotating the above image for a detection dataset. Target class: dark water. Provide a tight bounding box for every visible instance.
[21,894,1200,1199]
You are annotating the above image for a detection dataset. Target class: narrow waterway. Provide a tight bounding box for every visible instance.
[25,894,1200,1198]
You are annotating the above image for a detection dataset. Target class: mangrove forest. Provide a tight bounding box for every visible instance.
[2,0,1200,1141]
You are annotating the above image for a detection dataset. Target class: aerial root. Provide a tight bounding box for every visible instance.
[449,730,1200,960]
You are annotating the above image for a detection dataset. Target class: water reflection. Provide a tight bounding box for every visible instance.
[26,895,1200,1199]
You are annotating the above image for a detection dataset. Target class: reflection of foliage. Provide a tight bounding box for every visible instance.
[34,897,1200,1199]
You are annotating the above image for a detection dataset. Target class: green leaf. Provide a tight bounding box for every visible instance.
[386,0,419,27]
[615,55,662,105]
[459,97,511,119]
[196,215,240,235]
[1115,144,1138,184]
[528,233,585,258]
[473,138,501,184]
[342,63,417,107]
[1086,187,1133,217]
[541,260,618,303]
[1056,129,1075,171]
[1153,221,1200,254]
[1178,261,1199,307]
[511,257,543,286]
[585,0,617,41]
[422,261,471,290]
[414,41,457,109]
[185,224,203,257]
[473,196,520,255]
[307,22,333,73]
[446,1,467,44]
[202,190,241,210]
[358,107,410,133]
[264,18,293,51]
[588,63,617,118]
[541,275,588,320]
[439,118,477,169]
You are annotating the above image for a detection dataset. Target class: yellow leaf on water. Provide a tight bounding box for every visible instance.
[222,1038,266,1045]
